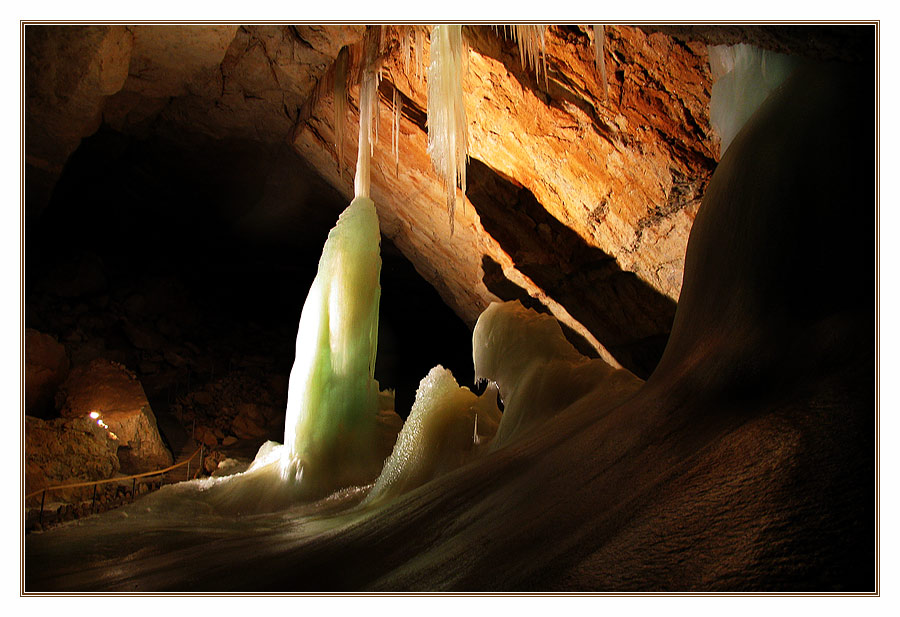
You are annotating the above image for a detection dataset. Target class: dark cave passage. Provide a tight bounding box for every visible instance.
[26,125,474,431]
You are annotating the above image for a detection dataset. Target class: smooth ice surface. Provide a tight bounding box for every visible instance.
[708,44,799,156]
[363,366,500,506]
[279,195,394,498]
[473,301,643,447]
[427,25,468,234]
[27,63,872,592]
[355,27,381,199]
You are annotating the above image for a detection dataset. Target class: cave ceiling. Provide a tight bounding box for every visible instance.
[24,23,870,377]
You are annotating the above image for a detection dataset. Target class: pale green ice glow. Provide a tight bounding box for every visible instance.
[277,195,395,498]
[708,44,799,156]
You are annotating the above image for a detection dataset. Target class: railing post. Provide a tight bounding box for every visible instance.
[91,484,97,514]
[132,477,136,502]
[186,458,191,480]
[39,489,45,527]
[199,444,203,478]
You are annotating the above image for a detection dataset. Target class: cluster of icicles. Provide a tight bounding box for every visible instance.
[185,24,636,515]
[328,24,609,234]
[175,27,790,516]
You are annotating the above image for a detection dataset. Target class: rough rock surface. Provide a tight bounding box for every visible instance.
[25,329,70,417]
[295,24,715,374]
[25,25,133,216]
[56,358,173,473]
[24,415,120,506]
[23,24,869,377]
[24,23,717,377]
[24,59,875,592]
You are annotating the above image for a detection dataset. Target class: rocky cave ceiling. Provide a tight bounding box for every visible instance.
[24,24,872,379]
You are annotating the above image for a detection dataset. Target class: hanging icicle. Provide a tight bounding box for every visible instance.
[392,85,402,175]
[415,28,425,81]
[334,46,350,180]
[427,24,468,235]
[593,24,608,100]
[497,25,548,88]
[514,25,547,87]
[355,25,382,200]
[402,27,412,75]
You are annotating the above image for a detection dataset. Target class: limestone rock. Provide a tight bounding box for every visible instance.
[23,24,858,376]
[35,252,108,299]
[24,415,119,506]
[25,25,133,215]
[25,329,69,417]
[194,424,219,449]
[123,25,238,98]
[231,403,272,439]
[290,25,715,374]
[56,358,173,473]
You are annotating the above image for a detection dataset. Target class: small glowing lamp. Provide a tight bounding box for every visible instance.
[89,411,100,419]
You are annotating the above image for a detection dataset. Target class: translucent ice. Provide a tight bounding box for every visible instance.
[473,301,643,447]
[277,195,393,498]
[427,24,468,234]
[708,43,799,156]
[364,366,500,506]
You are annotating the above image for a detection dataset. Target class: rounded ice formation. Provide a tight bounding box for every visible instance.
[473,301,643,447]
[364,366,501,507]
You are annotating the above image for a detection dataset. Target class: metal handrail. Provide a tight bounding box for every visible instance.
[25,446,204,526]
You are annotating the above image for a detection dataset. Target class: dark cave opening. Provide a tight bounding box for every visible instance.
[25,125,474,444]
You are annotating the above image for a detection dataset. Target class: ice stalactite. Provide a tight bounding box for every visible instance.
[593,25,608,100]
[493,25,549,87]
[355,26,382,199]
[708,43,799,157]
[401,26,411,75]
[334,46,350,180]
[188,25,399,509]
[415,27,425,81]
[513,25,548,88]
[427,24,468,235]
[277,25,395,499]
[392,85,402,175]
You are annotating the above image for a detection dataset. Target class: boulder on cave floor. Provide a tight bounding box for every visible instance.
[25,329,70,418]
[231,402,278,440]
[56,358,173,473]
[24,415,119,507]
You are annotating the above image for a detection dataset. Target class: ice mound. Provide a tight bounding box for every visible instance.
[364,366,500,506]
[473,301,643,447]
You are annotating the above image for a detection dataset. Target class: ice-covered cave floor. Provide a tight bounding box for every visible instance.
[25,62,874,592]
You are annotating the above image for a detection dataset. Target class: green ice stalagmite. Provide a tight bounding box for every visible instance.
[278,195,392,497]
[277,25,395,498]
[200,26,398,508]
[195,192,395,511]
